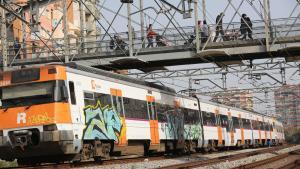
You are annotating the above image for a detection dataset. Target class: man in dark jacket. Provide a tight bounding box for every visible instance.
[240,14,247,40]
[246,16,253,40]
[213,12,225,42]
[240,14,253,40]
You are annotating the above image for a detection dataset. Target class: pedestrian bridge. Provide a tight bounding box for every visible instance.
[4,17,300,72]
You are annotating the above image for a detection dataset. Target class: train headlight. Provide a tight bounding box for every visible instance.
[43,124,57,131]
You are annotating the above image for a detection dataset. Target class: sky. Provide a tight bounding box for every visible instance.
[100,0,299,33]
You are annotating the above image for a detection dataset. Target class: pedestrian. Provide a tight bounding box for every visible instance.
[267,139,271,147]
[201,20,209,43]
[115,35,126,50]
[146,24,157,48]
[109,35,117,50]
[213,12,225,42]
[246,16,253,40]
[240,14,247,40]
[13,38,21,59]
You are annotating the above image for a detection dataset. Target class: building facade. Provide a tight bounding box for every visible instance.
[274,85,300,129]
[11,0,99,59]
[211,90,254,111]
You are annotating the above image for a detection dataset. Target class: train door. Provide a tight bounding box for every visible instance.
[147,96,159,145]
[110,89,127,146]
[227,112,234,146]
[258,119,262,144]
[238,114,245,145]
[215,109,223,146]
[68,80,82,152]
[221,114,229,146]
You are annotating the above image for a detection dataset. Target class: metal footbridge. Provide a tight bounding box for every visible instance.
[3,17,299,72]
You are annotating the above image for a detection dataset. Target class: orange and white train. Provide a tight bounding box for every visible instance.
[0,63,284,164]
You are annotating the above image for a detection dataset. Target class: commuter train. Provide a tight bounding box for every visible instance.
[0,63,284,164]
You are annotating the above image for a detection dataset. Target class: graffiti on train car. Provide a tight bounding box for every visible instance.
[184,124,202,140]
[83,100,123,142]
[164,111,184,141]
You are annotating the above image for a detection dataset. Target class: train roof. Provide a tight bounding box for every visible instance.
[64,62,176,94]
[64,63,277,120]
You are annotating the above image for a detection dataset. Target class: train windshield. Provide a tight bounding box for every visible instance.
[0,80,68,108]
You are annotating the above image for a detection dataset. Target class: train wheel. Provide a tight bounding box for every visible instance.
[144,141,150,156]
[204,143,212,153]
[184,141,191,154]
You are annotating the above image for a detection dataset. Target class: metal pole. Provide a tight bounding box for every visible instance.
[202,0,206,21]
[140,0,145,48]
[263,0,270,51]
[21,10,27,59]
[63,0,69,63]
[127,3,133,57]
[79,1,86,54]
[1,2,7,71]
[267,0,273,39]
[194,0,200,53]
[189,77,193,97]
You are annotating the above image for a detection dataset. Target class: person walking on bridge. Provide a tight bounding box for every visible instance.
[146,24,157,48]
[213,12,225,42]
[240,14,253,40]
[240,14,247,40]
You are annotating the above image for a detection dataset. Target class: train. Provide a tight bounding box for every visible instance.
[0,63,284,164]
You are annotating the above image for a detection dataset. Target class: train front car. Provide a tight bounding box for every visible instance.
[0,65,76,164]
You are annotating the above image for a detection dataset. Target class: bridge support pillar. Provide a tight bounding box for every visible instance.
[127,3,133,57]
[63,0,70,63]
[194,0,200,53]
[263,0,270,51]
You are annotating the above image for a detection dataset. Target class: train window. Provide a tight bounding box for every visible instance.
[123,97,148,120]
[203,111,216,126]
[251,120,257,130]
[259,122,264,130]
[242,119,251,129]
[220,115,228,128]
[183,108,200,125]
[112,95,124,117]
[84,92,112,109]
[239,118,243,128]
[84,92,94,100]
[156,103,171,123]
[147,101,157,120]
[69,81,76,105]
[270,124,273,131]
[233,117,240,129]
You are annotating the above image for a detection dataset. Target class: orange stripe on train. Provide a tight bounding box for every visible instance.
[0,102,72,129]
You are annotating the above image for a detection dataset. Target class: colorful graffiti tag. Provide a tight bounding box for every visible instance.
[184,124,202,140]
[161,111,184,141]
[83,101,123,142]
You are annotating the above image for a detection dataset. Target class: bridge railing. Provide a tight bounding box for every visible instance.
[2,17,300,64]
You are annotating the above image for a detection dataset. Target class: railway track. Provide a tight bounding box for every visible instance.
[10,145,294,169]
[155,145,293,169]
[232,149,300,169]
[13,154,167,169]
